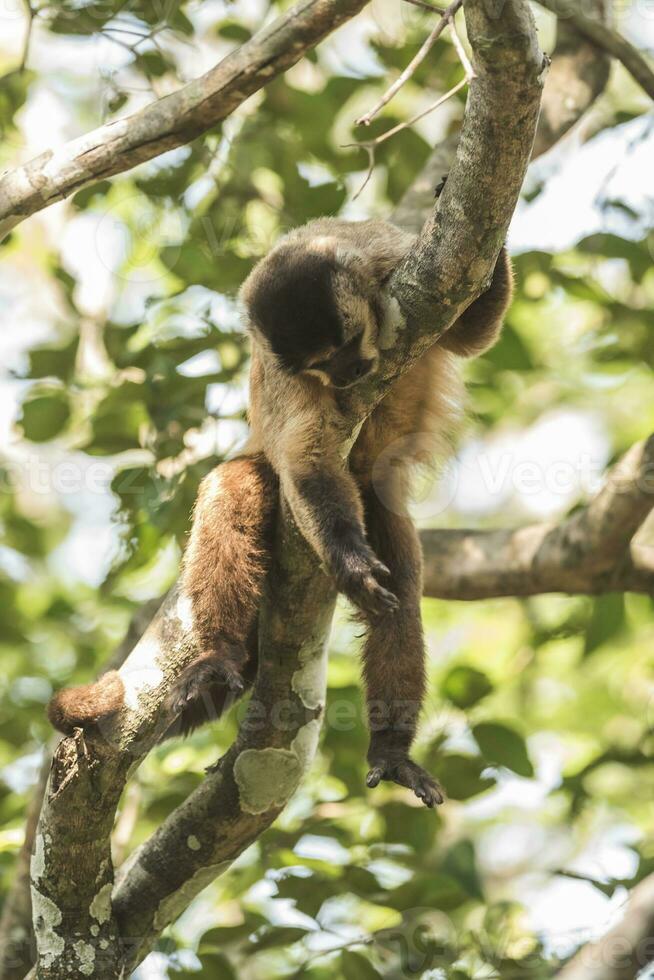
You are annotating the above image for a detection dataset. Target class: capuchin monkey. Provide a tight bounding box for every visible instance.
[48,188,512,808]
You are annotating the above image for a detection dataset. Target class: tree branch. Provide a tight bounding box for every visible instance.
[556,872,654,980]
[392,0,611,235]
[0,0,370,240]
[532,0,610,158]
[421,436,654,600]
[537,0,654,102]
[0,599,161,980]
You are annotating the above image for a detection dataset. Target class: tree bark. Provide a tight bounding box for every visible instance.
[421,436,654,600]
[557,872,654,980]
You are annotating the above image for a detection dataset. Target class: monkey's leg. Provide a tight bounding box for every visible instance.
[48,454,277,739]
[360,490,443,808]
[166,625,259,737]
[169,453,278,733]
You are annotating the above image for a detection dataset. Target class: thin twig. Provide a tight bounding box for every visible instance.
[346,77,468,199]
[355,0,463,126]
[448,11,475,80]
[19,0,34,71]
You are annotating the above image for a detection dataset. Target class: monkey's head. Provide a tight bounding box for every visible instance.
[242,242,380,389]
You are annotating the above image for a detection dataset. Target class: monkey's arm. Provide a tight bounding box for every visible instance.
[438,246,513,358]
[278,442,399,619]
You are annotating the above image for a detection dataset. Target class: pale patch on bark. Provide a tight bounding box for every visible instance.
[291,719,321,769]
[31,887,64,967]
[187,835,201,851]
[89,882,113,925]
[175,592,195,631]
[234,716,322,814]
[73,939,96,976]
[291,637,328,710]
[32,832,46,881]
[234,748,301,814]
[378,295,406,350]
[120,642,165,712]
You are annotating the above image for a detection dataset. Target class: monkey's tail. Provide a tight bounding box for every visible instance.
[47,671,125,736]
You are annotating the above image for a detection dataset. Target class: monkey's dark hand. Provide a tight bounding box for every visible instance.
[335,550,400,620]
[366,755,444,808]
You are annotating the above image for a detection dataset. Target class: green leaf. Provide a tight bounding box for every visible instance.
[584,594,626,658]
[172,952,236,979]
[341,949,381,980]
[441,666,493,709]
[442,840,483,900]
[436,755,495,800]
[25,337,79,382]
[18,389,70,442]
[250,925,310,951]
[473,723,533,778]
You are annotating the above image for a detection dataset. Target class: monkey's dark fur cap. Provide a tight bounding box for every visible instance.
[246,247,345,373]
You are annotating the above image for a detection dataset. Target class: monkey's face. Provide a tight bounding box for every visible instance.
[243,245,380,389]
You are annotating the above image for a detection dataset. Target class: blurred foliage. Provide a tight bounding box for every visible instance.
[1,1,654,978]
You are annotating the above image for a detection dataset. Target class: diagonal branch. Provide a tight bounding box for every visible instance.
[536,0,654,102]
[532,0,610,158]
[556,871,654,980]
[0,0,370,240]
[421,436,654,600]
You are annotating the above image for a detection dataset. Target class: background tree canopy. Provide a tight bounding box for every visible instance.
[1,0,654,977]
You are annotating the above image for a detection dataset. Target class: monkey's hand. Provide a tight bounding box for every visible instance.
[366,753,444,809]
[335,550,400,620]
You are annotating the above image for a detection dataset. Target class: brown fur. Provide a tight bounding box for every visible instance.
[47,670,125,735]
[48,216,512,806]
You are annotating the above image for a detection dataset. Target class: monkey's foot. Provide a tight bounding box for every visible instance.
[171,659,245,712]
[168,652,245,721]
[337,553,400,620]
[366,756,444,808]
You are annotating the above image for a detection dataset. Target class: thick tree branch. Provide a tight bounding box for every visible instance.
[0,599,161,980]
[29,591,205,977]
[532,0,610,158]
[112,519,334,973]
[421,436,654,600]
[537,0,654,102]
[557,872,654,980]
[0,0,370,240]
[0,755,49,980]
